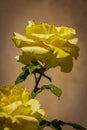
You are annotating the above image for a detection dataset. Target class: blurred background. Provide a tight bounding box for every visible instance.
[0,0,87,129]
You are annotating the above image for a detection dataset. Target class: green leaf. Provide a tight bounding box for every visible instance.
[15,61,45,85]
[31,84,62,98]
[50,120,62,130]
[59,120,87,130]
[15,68,30,84]
[40,120,50,129]
[31,88,40,98]
[40,120,87,130]
[28,61,46,74]
[28,62,40,74]
[41,84,62,97]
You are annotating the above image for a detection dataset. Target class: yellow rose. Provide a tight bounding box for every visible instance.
[0,85,45,130]
[12,20,79,72]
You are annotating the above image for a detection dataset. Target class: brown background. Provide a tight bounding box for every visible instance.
[0,0,87,129]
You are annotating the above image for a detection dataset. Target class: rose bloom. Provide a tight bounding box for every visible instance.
[12,20,79,72]
[0,85,45,130]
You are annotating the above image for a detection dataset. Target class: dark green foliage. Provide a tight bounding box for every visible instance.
[41,84,62,97]
[31,84,62,98]
[15,68,30,84]
[40,120,87,130]
[15,61,45,85]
